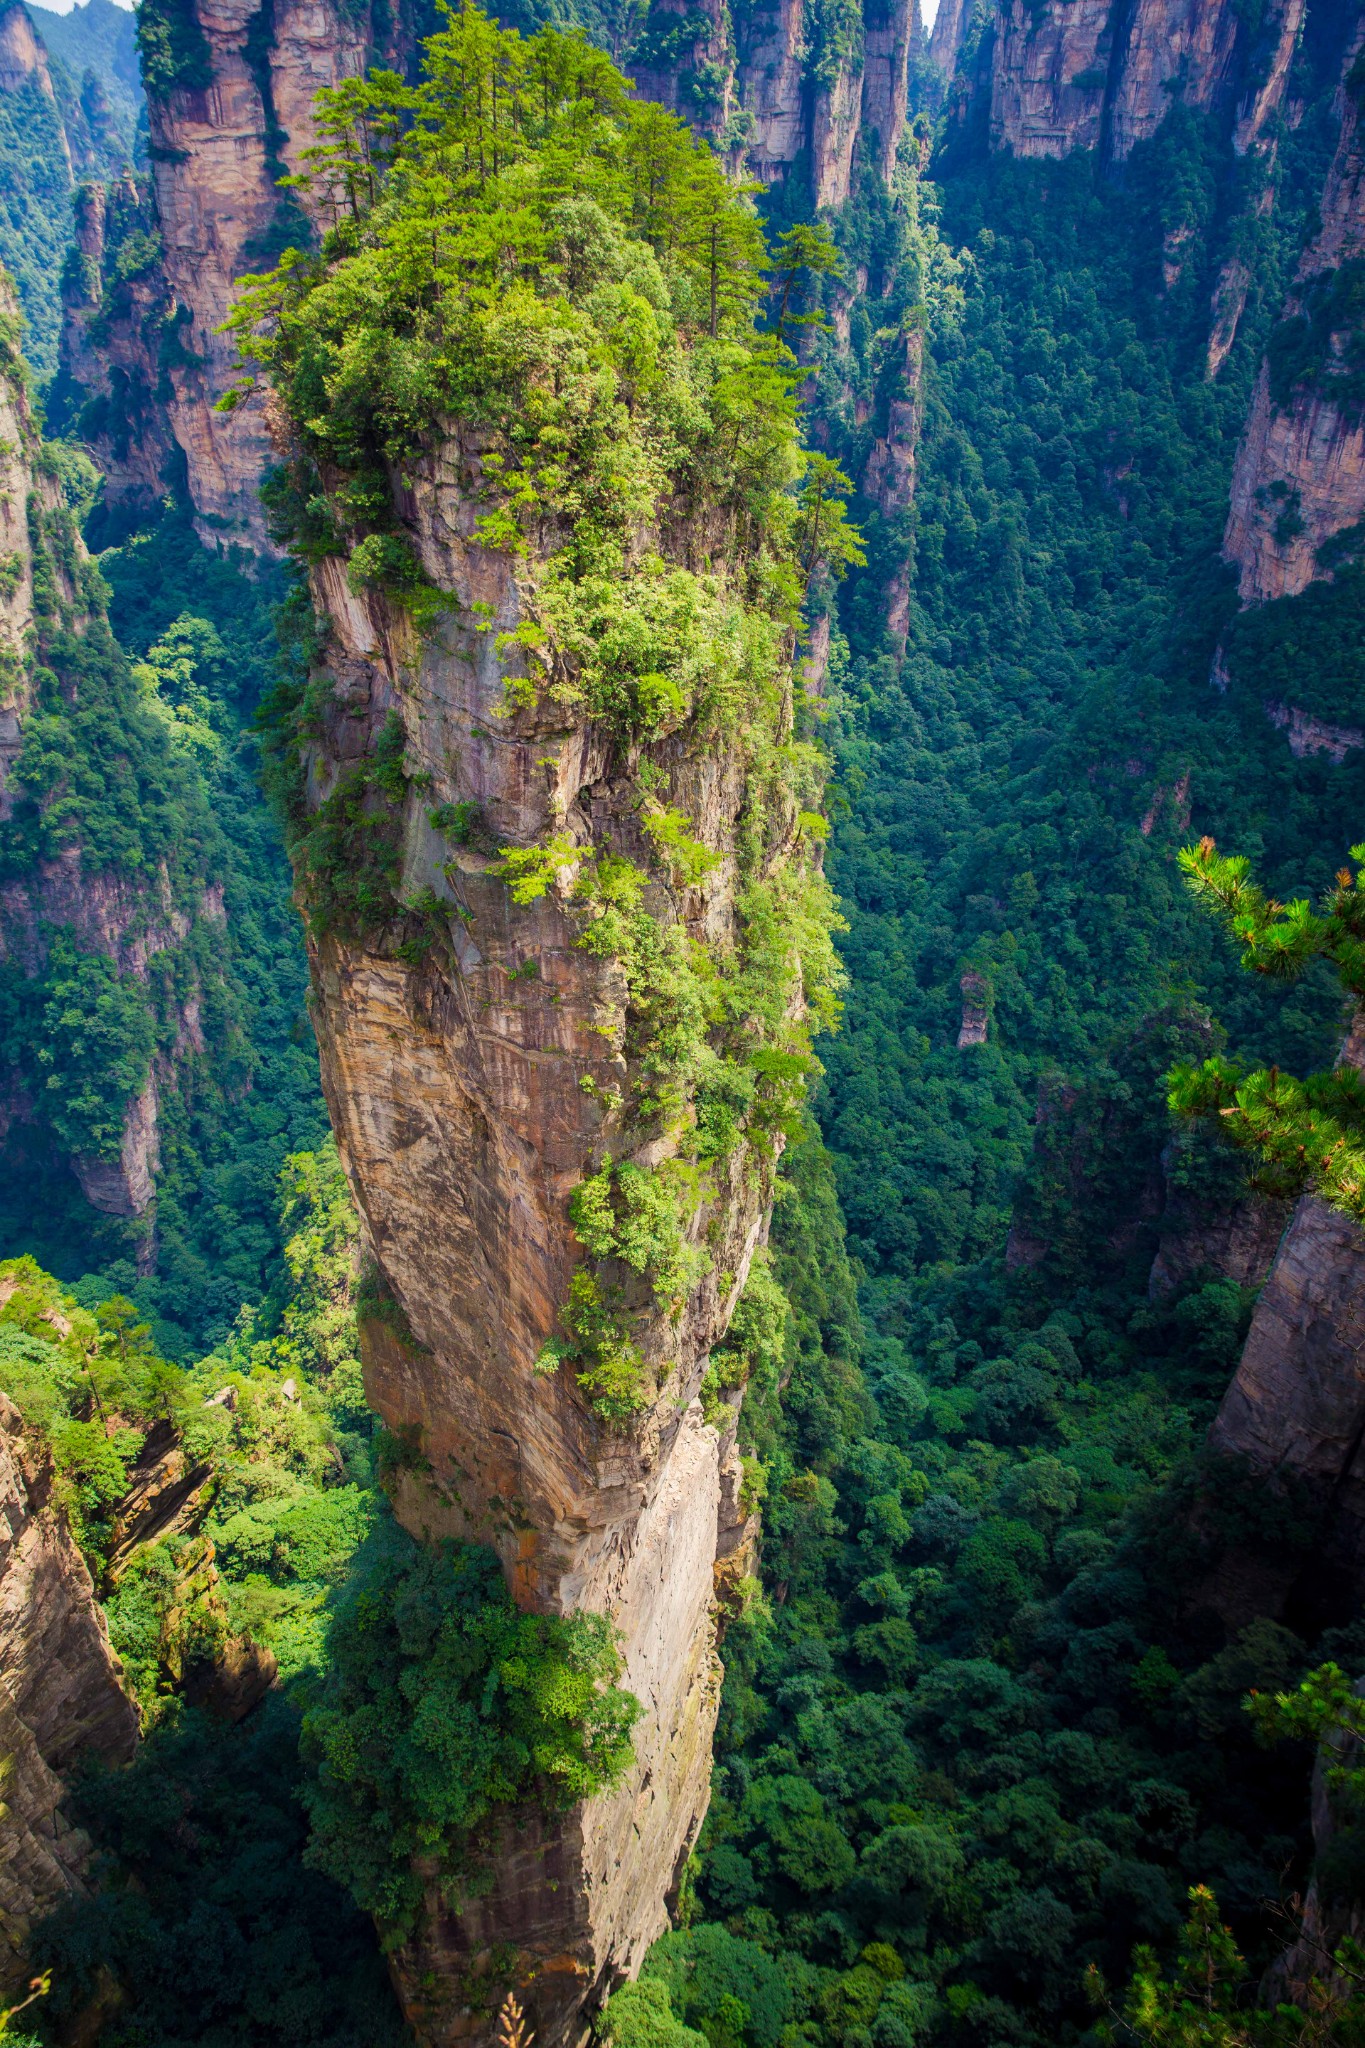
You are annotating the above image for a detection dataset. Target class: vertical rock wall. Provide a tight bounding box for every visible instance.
[0,1392,139,1989]
[1223,19,1365,602]
[58,0,419,549]
[297,433,784,2044]
[983,0,1303,165]
[145,0,383,547]
[1207,1021,1365,1593]
[988,0,1110,159]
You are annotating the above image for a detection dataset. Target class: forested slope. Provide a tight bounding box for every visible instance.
[3,0,1365,2043]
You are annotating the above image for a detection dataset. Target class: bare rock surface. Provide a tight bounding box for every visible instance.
[0,1394,138,1989]
[1223,18,1365,602]
[1209,1193,1365,1495]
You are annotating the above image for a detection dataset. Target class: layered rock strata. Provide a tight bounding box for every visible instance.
[0,1392,139,1989]
[633,0,922,205]
[144,0,374,547]
[59,0,418,548]
[295,419,798,2041]
[1223,19,1365,601]
[985,0,1303,165]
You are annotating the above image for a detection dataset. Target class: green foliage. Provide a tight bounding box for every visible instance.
[0,89,75,377]
[1087,1883,1365,2044]
[0,1256,201,1561]
[33,936,157,1159]
[1267,259,1365,417]
[1170,837,1365,1222]
[135,0,213,99]
[599,1977,709,2048]
[301,1525,641,1941]
[0,501,329,1358]
[288,709,413,940]
[31,1701,411,2048]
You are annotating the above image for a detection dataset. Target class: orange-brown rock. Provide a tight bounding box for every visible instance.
[1223,19,1365,601]
[0,1393,138,1989]
[989,0,1110,159]
[1106,0,1242,161]
[732,0,808,183]
[297,438,776,2044]
[63,0,417,549]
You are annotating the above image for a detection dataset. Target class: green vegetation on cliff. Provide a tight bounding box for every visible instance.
[0,486,329,1359]
[233,1,848,1421]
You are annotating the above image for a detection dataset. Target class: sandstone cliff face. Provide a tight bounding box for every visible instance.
[927,0,970,81]
[1207,1019,1365,1589]
[1105,0,1242,161]
[860,0,920,178]
[0,1,68,163]
[142,0,364,547]
[862,324,924,640]
[632,0,917,208]
[55,176,183,533]
[1208,1192,1365,1506]
[988,0,1110,160]
[1222,20,1365,602]
[61,0,413,548]
[985,0,1302,165]
[72,0,934,540]
[292,413,797,2041]
[0,1392,139,1989]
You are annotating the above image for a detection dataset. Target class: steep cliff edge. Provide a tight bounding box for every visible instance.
[0,1388,138,1989]
[1223,19,1365,603]
[239,21,841,2042]
[632,0,923,205]
[57,0,421,547]
[984,0,1303,165]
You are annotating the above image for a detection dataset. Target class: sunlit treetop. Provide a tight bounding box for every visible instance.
[225,0,857,631]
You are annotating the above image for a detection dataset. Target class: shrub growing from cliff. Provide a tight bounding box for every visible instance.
[301,1524,641,1942]
[134,0,213,100]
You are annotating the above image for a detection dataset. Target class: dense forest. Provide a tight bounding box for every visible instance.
[3,0,1365,2043]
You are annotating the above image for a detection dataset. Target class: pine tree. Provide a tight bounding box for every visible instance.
[1169,837,1365,1226]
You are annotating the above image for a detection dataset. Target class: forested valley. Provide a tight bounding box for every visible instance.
[2,0,1365,2043]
